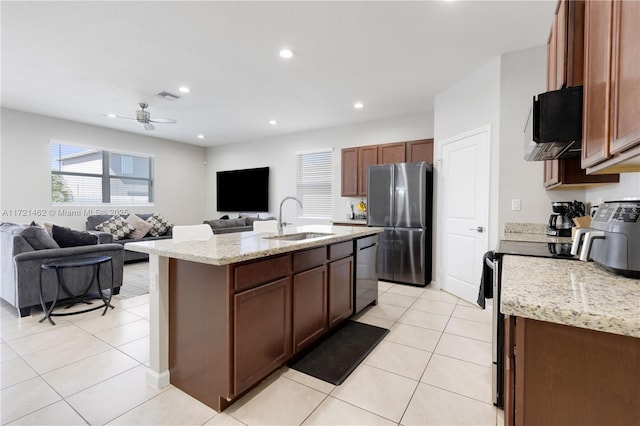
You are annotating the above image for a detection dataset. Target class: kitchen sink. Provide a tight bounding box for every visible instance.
[263,232,334,241]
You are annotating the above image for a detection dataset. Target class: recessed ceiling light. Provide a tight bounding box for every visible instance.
[279,49,294,59]
[106,113,117,118]
[354,102,364,109]
[197,134,205,139]
[178,86,191,94]
[269,120,278,125]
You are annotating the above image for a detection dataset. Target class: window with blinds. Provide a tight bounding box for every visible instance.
[50,142,154,204]
[296,149,333,219]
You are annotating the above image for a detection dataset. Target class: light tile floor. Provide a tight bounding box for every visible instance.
[1,262,503,425]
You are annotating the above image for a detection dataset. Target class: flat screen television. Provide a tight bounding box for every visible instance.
[216,167,269,212]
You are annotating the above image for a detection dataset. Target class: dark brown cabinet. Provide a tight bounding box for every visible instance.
[341,139,434,196]
[167,239,365,412]
[378,142,406,164]
[406,139,434,163]
[341,148,358,197]
[547,0,585,91]
[504,316,640,426]
[358,146,378,196]
[328,256,353,328]
[327,241,354,328]
[543,0,620,187]
[234,277,292,395]
[582,0,640,173]
[292,265,328,353]
[544,157,618,189]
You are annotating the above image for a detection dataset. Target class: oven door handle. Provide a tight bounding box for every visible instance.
[485,256,496,270]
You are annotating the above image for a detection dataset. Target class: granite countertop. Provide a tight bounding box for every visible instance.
[332,219,367,226]
[126,224,383,266]
[501,255,640,338]
[501,232,573,244]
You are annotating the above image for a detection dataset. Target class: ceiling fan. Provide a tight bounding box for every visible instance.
[106,102,176,131]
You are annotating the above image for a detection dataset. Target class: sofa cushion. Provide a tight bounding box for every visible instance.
[125,214,153,239]
[205,218,248,229]
[52,225,98,248]
[95,216,136,240]
[147,213,173,237]
[19,225,60,250]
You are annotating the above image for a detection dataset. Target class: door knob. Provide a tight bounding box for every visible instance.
[468,226,484,233]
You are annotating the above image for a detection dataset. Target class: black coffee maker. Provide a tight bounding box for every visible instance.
[548,202,573,237]
[547,201,585,237]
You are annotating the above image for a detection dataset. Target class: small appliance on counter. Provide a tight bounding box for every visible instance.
[571,200,640,277]
[547,200,585,237]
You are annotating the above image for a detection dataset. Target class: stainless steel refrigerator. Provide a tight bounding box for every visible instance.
[367,162,433,286]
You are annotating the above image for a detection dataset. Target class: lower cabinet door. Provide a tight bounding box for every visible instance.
[329,256,353,328]
[293,265,328,353]
[234,277,292,395]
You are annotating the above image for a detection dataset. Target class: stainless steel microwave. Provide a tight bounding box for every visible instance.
[524,85,583,161]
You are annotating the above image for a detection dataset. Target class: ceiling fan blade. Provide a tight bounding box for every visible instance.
[142,122,155,131]
[149,118,176,124]
[102,114,136,120]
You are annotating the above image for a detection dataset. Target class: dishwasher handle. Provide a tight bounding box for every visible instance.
[358,242,378,251]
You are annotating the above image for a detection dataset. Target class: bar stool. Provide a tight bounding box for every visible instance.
[39,255,114,325]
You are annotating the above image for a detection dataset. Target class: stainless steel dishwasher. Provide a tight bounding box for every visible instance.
[354,235,379,314]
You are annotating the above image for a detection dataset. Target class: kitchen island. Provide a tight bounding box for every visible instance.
[126,224,382,412]
[500,255,640,425]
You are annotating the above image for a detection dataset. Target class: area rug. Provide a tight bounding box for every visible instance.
[289,320,389,385]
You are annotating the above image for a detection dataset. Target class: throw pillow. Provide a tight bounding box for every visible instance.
[43,222,54,236]
[19,225,60,250]
[95,215,136,240]
[51,225,98,248]
[125,213,153,239]
[146,213,173,237]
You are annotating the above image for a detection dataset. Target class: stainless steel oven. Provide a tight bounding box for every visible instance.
[489,240,578,407]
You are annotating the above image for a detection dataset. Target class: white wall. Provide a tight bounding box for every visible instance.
[433,57,501,288]
[1,108,207,229]
[498,46,585,229]
[204,112,434,224]
[586,173,640,206]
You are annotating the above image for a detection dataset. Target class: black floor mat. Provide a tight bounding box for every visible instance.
[289,320,389,385]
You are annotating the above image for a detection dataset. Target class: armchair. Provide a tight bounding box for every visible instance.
[0,223,125,317]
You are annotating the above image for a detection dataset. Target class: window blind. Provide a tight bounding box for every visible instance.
[296,149,333,219]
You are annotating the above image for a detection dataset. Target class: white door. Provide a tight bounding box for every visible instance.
[438,126,490,304]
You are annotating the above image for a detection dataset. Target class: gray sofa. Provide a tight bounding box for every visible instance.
[0,223,125,317]
[86,214,172,263]
[203,216,276,234]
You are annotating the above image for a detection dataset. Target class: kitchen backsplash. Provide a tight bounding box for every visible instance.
[504,222,548,234]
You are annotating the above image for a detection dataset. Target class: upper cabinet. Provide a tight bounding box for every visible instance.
[582,0,640,174]
[406,139,434,163]
[547,0,584,91]
[378,143,406,164]
[357,145,378,196]
[544,0,619,188]
[341,148,358,197]
[341,138,433,197]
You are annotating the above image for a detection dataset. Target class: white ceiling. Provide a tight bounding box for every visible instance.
[1,1,556,147]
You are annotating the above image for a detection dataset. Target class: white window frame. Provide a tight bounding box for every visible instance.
[296,148,333,219]
[50,141,154,205]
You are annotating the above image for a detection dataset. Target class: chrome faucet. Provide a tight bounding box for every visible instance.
[278,196,302,235]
